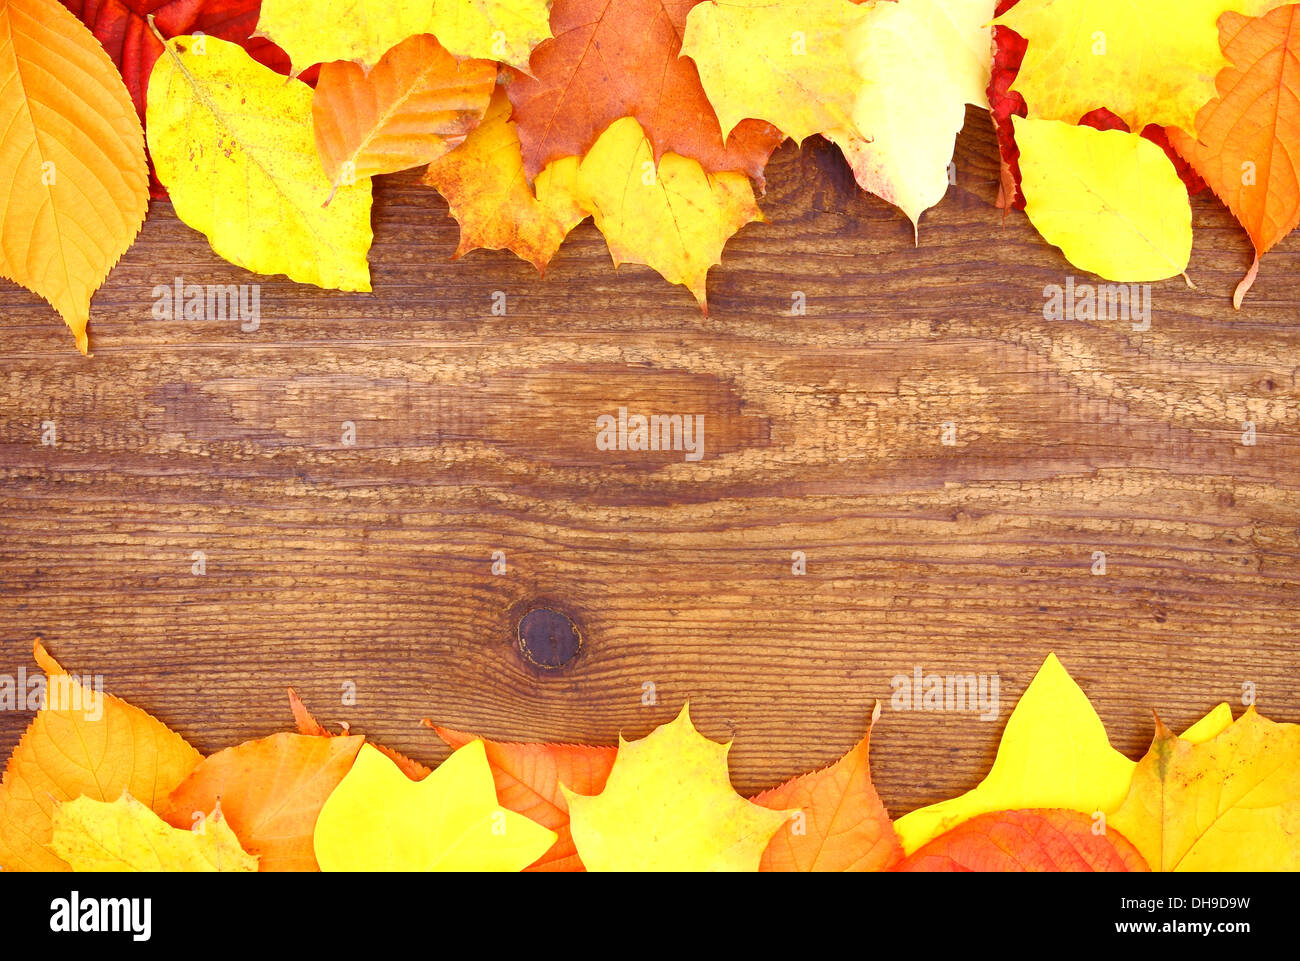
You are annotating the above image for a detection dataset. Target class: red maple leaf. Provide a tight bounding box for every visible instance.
[505,0,782,184]
[988,0,1204,211]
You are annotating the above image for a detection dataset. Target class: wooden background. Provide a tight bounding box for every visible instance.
[1,108,1298,814]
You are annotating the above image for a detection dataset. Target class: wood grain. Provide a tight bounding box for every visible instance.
[1,108,1298,814]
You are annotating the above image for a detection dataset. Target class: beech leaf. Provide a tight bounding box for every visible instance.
[0,0,148,352]
[313,33,496,187]
[147,34,373,291]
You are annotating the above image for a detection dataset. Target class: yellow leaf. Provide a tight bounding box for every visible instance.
[577,117,762,310]
[565,704,789,871]
[1111,709,1300,870]
[0,641,202,872]
[146,35,372,291]
[0,0,148,353]
[427,0,553,73]
[313,742,556,871]
[51,794,256,872]
[893,653,1233,854]
[255,0,429,74]
[996,0,1288,134]
[1014,116,1192,283]
[832,0,996,229]
[256,0,552,74]
[681,0,872,143]
[422,86,586,272]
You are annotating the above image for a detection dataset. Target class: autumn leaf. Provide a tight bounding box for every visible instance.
[505,0,782,183]
[147,34,373,291]
[832,0,996,230]
[751,703,902,872]
[893,653,1233,854]
[422,87,587,272]
[681,0,872,144]
[256,0,552,75]
[0,0,148,353]
[51,793,256,872]
[1168,7,1300,307]
[995,0,1290,134]
[565,704,789,871]
[0,641,201,871]
[1111,708,1300,871]
[896,809,1149,872]
[60,0,299,197]
[313,34,495,189]
[161,732,364,871]
[577,116,763,310]
[313,742,555,870]
[432,723,616,871]
[1014,116,1193,282]
[285,688,431,779]
[424,0,553,71]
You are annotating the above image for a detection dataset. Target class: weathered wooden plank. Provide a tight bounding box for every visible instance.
[1,109,1297,812]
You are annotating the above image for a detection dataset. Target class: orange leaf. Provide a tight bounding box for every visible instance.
[896,809,1150,872]
[431,723,616,871]
[1168,6,1300,306]
[0,641,201,871]
[161,732,364,871]
[505,0,782,182]
[312,33,495,187]
[422,86,587,272]
[0,0,148,352]
[751,703,902,871]
[285,689,431,779]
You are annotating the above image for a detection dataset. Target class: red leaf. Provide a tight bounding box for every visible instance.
[896,809,1150,872]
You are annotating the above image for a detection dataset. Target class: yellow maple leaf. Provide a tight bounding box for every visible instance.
[681,0,872,143]
[1111,708,1300,871]
[51,794,257,872]
[1014,116,1192,283]
[832,0,997,230]
[256,0,551,74]
[147,34,372,292]
[577,117,763,311]
[565,704,790,871]
[0,0,148,353]
[313,742,556,871]
[996,0,1288,134]
[422,87,586,272]
[0,641,202,872]
[893,653,1233,854]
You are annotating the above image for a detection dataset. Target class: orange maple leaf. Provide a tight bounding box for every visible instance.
[1169,6,1300,306]
[431,723,617,871]
[751,703,903,871]
[505,0,782,182]
[896,808,1149,871]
